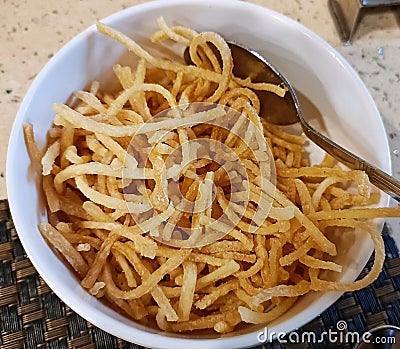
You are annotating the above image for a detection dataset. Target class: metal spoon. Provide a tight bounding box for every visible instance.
[184,43,400,202]
[354,325,400,349]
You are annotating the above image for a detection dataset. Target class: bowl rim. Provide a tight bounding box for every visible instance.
[6,0,391,348]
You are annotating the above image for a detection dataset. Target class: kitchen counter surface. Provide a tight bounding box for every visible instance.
[1,0,399,243]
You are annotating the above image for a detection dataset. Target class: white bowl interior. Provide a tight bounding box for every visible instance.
[6,1,390,348]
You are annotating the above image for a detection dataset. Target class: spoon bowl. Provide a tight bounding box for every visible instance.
[223,43,301,125]
[354,325,400,349]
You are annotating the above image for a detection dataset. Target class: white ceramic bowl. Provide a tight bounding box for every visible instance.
[7,1,390,348]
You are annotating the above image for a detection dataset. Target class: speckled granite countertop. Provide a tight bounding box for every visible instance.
[1,0,399,242]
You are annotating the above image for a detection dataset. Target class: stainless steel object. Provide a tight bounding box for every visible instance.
[330,0,400,42]
[184,42,400,202]
[354,325,400,348]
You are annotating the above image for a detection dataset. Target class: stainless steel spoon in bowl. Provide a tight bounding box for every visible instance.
[354,325,400,349]
[184,43,400,202]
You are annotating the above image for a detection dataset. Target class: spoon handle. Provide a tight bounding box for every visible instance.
[302,122,400,203]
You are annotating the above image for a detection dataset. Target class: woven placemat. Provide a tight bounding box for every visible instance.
[1,199,399,349]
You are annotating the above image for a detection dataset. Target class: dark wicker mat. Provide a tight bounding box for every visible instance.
[1,199,399,349]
